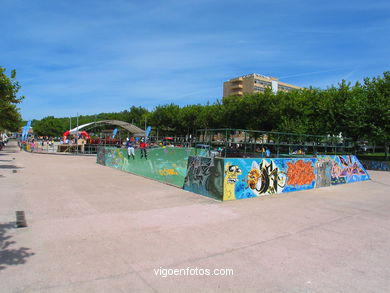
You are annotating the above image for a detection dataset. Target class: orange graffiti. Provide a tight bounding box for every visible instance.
[159,168,178,176]
[287,160,315,186]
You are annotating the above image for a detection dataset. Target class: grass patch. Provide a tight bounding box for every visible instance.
[357,153,389,161]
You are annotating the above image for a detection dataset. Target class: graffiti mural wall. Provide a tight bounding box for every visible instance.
[318,155,370,184]
[222,155,370,200]
[97,147,371,201]
[360,160,390,172]
[183,156,224,200]
[97,147,199,187]
[315,157,332,187]
[96,146,106,166]
[223,158,317,200]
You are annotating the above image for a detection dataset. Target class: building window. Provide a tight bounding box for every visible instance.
[279,85,296,91]
[254,79,271,87]
[254,86,265,92]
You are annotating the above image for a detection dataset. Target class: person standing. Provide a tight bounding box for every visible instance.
[126,138,135,159]
[265,147,271,158]
[140,139,147,159]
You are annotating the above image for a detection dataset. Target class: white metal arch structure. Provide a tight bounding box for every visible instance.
[69,120,146,137]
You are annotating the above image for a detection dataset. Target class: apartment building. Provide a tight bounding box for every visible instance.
[223,73,302,97]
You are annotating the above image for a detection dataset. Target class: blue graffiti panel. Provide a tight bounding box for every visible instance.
[317,155,370,185]
[224,158,317,200]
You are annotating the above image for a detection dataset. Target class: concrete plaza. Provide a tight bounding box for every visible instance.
[1,141,390,292]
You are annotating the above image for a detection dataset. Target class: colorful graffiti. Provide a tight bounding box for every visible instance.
[97,147,371,201]
[360,160,390,172]
[183,156,224,200]
[159,169,178,176]
[98,147,198,187]
[246,160,286,195]
[223,163,242,200]
[223,158,317,200]
[287,160,315,186]
[318,155,370,185]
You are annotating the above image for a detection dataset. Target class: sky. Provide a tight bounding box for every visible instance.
[1,0,389,120]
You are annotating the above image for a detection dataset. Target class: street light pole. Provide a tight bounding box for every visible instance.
[76,113,79,155]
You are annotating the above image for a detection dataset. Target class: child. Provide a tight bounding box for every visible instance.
[140,139,147,159]
[126,138,135,159]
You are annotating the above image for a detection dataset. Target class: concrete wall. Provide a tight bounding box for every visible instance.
[223,158,318,200]
[360,160,390,172]
[317,155,371,185]
[97,147,200,187]
[183,156,224,200]
[222,155,370,201]
[97,149,370,201]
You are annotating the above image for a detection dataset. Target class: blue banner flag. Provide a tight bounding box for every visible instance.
[112,128,118,138]
[145,126,152,138]
[21,120,31,140]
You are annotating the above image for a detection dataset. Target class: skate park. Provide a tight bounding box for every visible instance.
[1,139,390,292]
[2,125,388,293]
[93,128,371,201]
[18,122,374,201]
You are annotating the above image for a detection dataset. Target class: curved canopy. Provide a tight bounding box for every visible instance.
[69,120,146,137]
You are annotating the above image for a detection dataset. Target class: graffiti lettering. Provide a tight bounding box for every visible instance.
[329,155,368,184]
[287,160,315,186]
[159,168,178,176]
[246,160,287,195]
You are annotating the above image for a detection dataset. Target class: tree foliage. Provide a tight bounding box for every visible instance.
[33,116,64,137]
[30,72,389,150]
[0,67,24,131]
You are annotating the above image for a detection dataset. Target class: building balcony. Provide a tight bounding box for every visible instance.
[231,90,243,96]
[231,84,243,89]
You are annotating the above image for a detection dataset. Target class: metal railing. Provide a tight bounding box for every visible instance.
[195,128,354,157]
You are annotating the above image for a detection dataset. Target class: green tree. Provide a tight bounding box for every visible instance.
[33,116,65,137]
[364,72,390,158]
[122,106,149,127]
[149,103,180,134]
[0,67,24,131]
[177,104,207,135]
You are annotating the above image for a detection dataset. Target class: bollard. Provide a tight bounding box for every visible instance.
[16,211,27,228]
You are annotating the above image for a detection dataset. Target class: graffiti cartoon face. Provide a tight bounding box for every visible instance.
[247,168,261,189]
[223,163,242,201]
[246,160,286,196]
[225,164,242,183]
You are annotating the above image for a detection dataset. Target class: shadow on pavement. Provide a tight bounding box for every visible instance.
[0,165,23,169]
[0,223,34,271]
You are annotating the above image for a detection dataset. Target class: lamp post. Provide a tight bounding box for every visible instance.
[76,113,79,155]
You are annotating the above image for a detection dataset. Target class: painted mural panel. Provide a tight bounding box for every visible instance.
[360,160,390,172]
[315,157,332,187]
[318,155,370,185]
[96,146,106,166]
[183,156,224,200]
[99,147,199,187]
[223,158,317,200]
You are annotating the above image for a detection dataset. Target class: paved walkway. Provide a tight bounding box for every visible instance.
[1,140,390,292]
